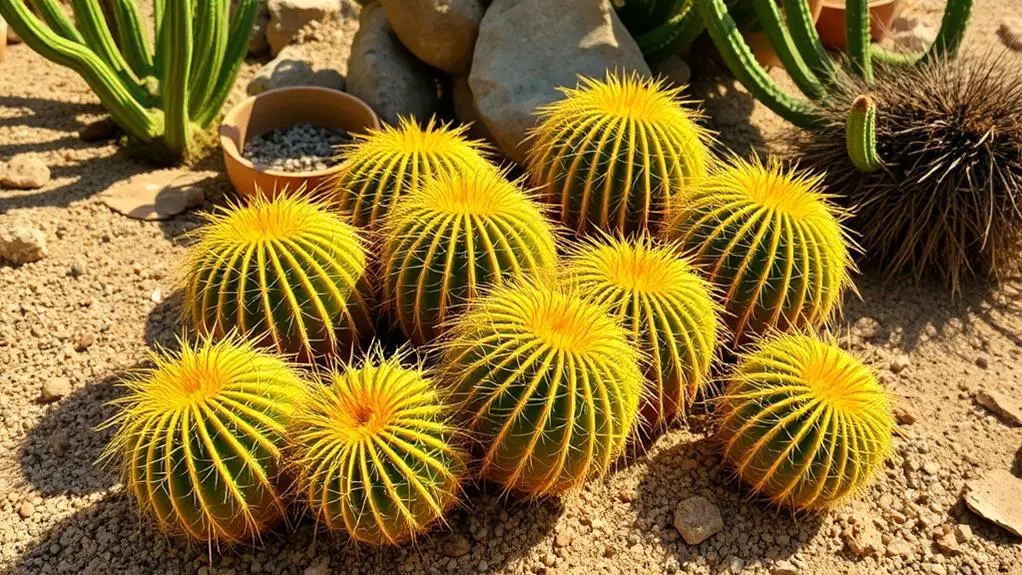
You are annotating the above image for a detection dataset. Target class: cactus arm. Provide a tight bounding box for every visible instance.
[697,0,821,129]
[69,0,137,81]
[846,0,873,81]
[0,0,160,140]
[161,0,193,154]
[847,95,882,173]
[782,0,836,83]
[194,0,260,128]
[188,0,228,117]
[152,0,166,81]
[638,6,705,62]
[109,0,153,79]
[871,45,921,66]
[750,0,825,99]
[28,0,84,43]
[922,0,974,63]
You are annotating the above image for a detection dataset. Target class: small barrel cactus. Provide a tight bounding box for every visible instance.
[526,72,713,237]
[287,349,465,545]
[183,193,374,363]
[717,333,893,509]
[563,234,719,429]
[100,336,307,543]
[663,155,854,343]
[382,168,559,344]
[330,117,493,229]
[440,279,643,497]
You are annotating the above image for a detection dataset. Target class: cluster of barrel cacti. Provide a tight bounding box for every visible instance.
[101,71,893,547]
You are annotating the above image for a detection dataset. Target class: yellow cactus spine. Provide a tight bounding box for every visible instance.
[664,155,854,343]
[99,335,307,543]
[183,192,374,363]
[287,348,465,545]
[526,72,713,236]
[717,333,893,510]
[440,279,643,497]
[330,116,494,229]
[382,167,559,344]
[563,234,720,429]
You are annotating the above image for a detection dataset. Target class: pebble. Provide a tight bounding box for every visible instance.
[243,124,351,172]
[442,535,471,558]
[18,501,35,519]
[78,117,121,142]
[975,389,1022,426]
[975,355,989,369]
[843,522,882,557]
[73,332,95,352]
[70,260,87,277]
[0,220,48,264]
[554,533,572,548]
[890,354,911,374]
[40,376,72,403]
[770,560,799,575]
[894,404,919,425]
[999,17,1022,51]
[953,523,973,543]
[923,462,941,476]
[673,495,724,545]
[0,155,50,189]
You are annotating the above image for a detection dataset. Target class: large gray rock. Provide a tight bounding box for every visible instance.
[381,0,484,74]
[469,0,650,163]
[347,3,440,125]
[266,0,339,55]
[248,35,347,94]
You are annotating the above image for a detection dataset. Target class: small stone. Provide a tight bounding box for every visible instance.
[78,117,122,142]
[727,557,744,573]
[266,0,343,55]
[975,389,1022,426]
[542,552,556,567]
[889,354,911,374]
[40,377,72,403]
[844,523,882,557]
[998,17,1022,51]
[618,488,635,503]
[886,539,912,557]
[441,535,471,557]
[17,501,34,519]
[602,543,617,558]
[953,523,973,543]
[48,431,70,456]
[673,495,724,545]
[477,560,488,572]
[770,559,798,575]
[975,355,989,369]
[894,404,919,425]
[73,332,95,352]
[554,532,572,548]
[70,260,87,277]
[0,220,48,264]
[0,155,50,189]
[962,469,1022,537]
[923,462,941,476]
[935,532,961,555]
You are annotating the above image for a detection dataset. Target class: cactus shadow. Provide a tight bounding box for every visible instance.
[144,288,186,352]
[634,432,823,572]
[686,57,769,158]
[13,367,136,497]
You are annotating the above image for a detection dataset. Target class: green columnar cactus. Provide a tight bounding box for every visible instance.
[0,0,258,160]
[613,0,705,62]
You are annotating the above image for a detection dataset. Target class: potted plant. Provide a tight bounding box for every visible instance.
[219,86,381,198]
[816,0,902,48]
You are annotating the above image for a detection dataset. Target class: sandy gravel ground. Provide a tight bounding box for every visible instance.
[1,1,1021,574]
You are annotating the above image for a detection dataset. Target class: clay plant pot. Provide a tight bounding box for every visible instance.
[1,17,8,64]
[816,0,901,49]
[219,86,381,198]
[742,0,826,68]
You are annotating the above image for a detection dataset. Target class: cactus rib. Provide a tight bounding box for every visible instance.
[749,0,825,99]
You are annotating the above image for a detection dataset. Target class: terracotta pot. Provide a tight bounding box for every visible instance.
[219,87,381,198]
[816,0,901,49]
[1,17,8,64]
[745,0,826,68]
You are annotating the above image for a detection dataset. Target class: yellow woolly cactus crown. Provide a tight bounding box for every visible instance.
[99,335,307,543]
[331,116,494,228]
[287,347,464,545]
[527,71,713,236]
[183,192,374,362]
[717,333,893,510]
[665,155,855,342]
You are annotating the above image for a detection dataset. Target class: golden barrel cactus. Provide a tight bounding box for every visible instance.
[440,280,643,497]
[287,349,464,545]
[526,72,713,236]
[663,155,854,343]
[564,234,719,429]
[330,117,493,229]
[382,168,558,344]
[183,193,374,363]
[100,336,307,543]
[717,333,893,509]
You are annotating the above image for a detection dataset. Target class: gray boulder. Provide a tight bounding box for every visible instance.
[381,0,485,75]
[469,0,650,163]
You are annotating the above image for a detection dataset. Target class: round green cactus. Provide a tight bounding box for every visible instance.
[439,279,643,497]
[382,167,559,344]
[717,333,893,509]
[330,116,494,229]
[526,72,714,237]
[183,193,374,363]
[100,335,307,543]
[564,234,720,429]
[287,349,465,545]
[663,155,854,343]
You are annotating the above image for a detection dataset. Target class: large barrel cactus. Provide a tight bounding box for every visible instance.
[440,280,643,497]
[287,350,465,545]
[717,333,893,509]
[382,168,559,344]
[330,117,494,229]
[526,72,713,237]
[0,0,259,160]
[183,193,374,363]
[663,155,853,343]
[100,336,307,543]
[564,235,719,429]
